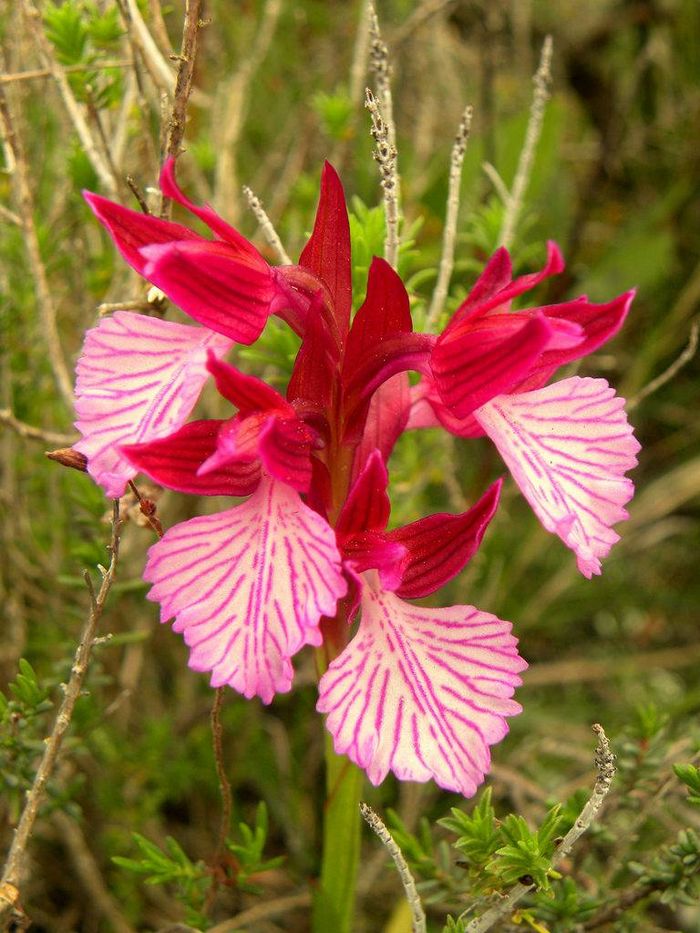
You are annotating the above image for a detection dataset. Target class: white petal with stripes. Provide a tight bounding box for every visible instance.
[317,571,525,797]
[145,476,347,703]
[475,376,640,577]
[75,312,232,497]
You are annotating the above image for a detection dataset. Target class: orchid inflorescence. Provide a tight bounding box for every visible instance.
[75,160,639,797]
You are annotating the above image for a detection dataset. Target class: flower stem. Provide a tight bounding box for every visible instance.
[312,732,364,933]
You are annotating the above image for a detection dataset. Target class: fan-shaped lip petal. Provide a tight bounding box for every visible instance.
[145,477,347,703]
[317,572,526,796]
[475,376,640,577]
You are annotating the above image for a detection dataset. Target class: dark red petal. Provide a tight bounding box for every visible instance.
[431,314,553,418]
[389,479,502,599]
[122,419,260,496]
[83,191,199,274]
[352,374,411,482]
[449,241,564,329]
[141,241,276,344]
[342,532,407,592]
[299,162,352,344]
[257,417,315,492]
[287,294,340,409]
[536,290,635,371]
[343,257,412,382]
[160,158,263,260]
[336,449,391,536]
[206,352,291,415]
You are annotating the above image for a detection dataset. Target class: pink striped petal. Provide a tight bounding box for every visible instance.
[75,312,232,497]
[145,477,347,703]
[141,241,276,344]
[317,572,526,796]
[475,377,640,577]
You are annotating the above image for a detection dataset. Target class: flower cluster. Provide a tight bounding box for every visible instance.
[75,161,639,796]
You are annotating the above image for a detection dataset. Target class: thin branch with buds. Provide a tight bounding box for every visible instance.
[498,35,553,251]
[360,803,426,933]
[0,504,123,928]
[426,105,473,330]
[365,87,400,269]
[464,724,616,932]
[163,0,204,168]
[242,186,291,264]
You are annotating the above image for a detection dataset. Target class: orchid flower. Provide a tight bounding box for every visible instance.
[75,160,331,497]
[406,243,641,577]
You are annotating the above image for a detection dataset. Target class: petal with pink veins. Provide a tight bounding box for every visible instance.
[74,311,232,497]
[317,572,525,796]
[145,476,347,703]
[474,376,640,577]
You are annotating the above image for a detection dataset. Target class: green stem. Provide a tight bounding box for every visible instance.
[313,731,364,933]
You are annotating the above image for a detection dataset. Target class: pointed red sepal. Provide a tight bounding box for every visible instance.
[431,313,554,418]
[287,294,340,409]
[206,352,292,415]
[387,479,503,599]
[336,449,391,537]
[122,419,261,496]
[299,162,352,344]
[449,241,564,328]
[83,191,198,275]
[342,532,407,592]
[352,374,411,482]
[159,158,263,260]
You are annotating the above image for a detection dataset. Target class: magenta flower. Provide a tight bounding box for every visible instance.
[74,157,638,796]
[407,244,640,577]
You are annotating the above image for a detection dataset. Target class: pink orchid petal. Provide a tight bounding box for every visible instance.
[475,377,640,577]
[432,314,554,419]
[317,572,526,796]
[145,476,347,703]
[342,534,407,592]
[159,158,263,260]
[353,374,411,481]
[196,415,265,476]
[206,352,291,415]
[83,192,200,276]
[407,379,484,437]
[336,449,391,536]
[450,241,564,327]
[388,480,502,598]
[123,419,261,496]
[74,312,233,497]
[257,417,315,492]
[141,241,276,344]
[299,161,352,343]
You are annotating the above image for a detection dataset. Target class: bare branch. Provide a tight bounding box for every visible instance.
[498,35,553,251]
[210,688,233,858]
[0,60,134,85]
[0,409,75,446]
[21,0,118,196]
[0,85,74,409]
[163,0,204,169]
[365,87,399,269]
[207,892,312,932]
[629,318,699,409]
[465,724,616,932]
[242,185,291,264]
[0,504,123,924]
[360,803,426,933]
[426,105,473,330]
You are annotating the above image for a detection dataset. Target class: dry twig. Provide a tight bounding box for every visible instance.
[0,85,74,409]
[629,318,699,410]
[426,105,473,330]
[464,724,616,932]
[0,504,123,928]
[242,185,291,264]
[360,803,426,933]
[365,87,399,269]
[163,0,204,170]
[498,35,553,250]
[0,409,75,446]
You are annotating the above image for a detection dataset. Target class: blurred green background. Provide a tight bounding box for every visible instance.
[1,1,699,930]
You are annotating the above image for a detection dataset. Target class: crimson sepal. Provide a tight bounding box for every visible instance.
[336,449,391,537]
[121,420,260,496]
[352,374,411,482]
[287,293,340,409]
[387,479,503,599]
[206,352,292,415]
[341,532,407,592]
[431,313,554,418]
[299,162,352,345]
[449,241,564,328]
